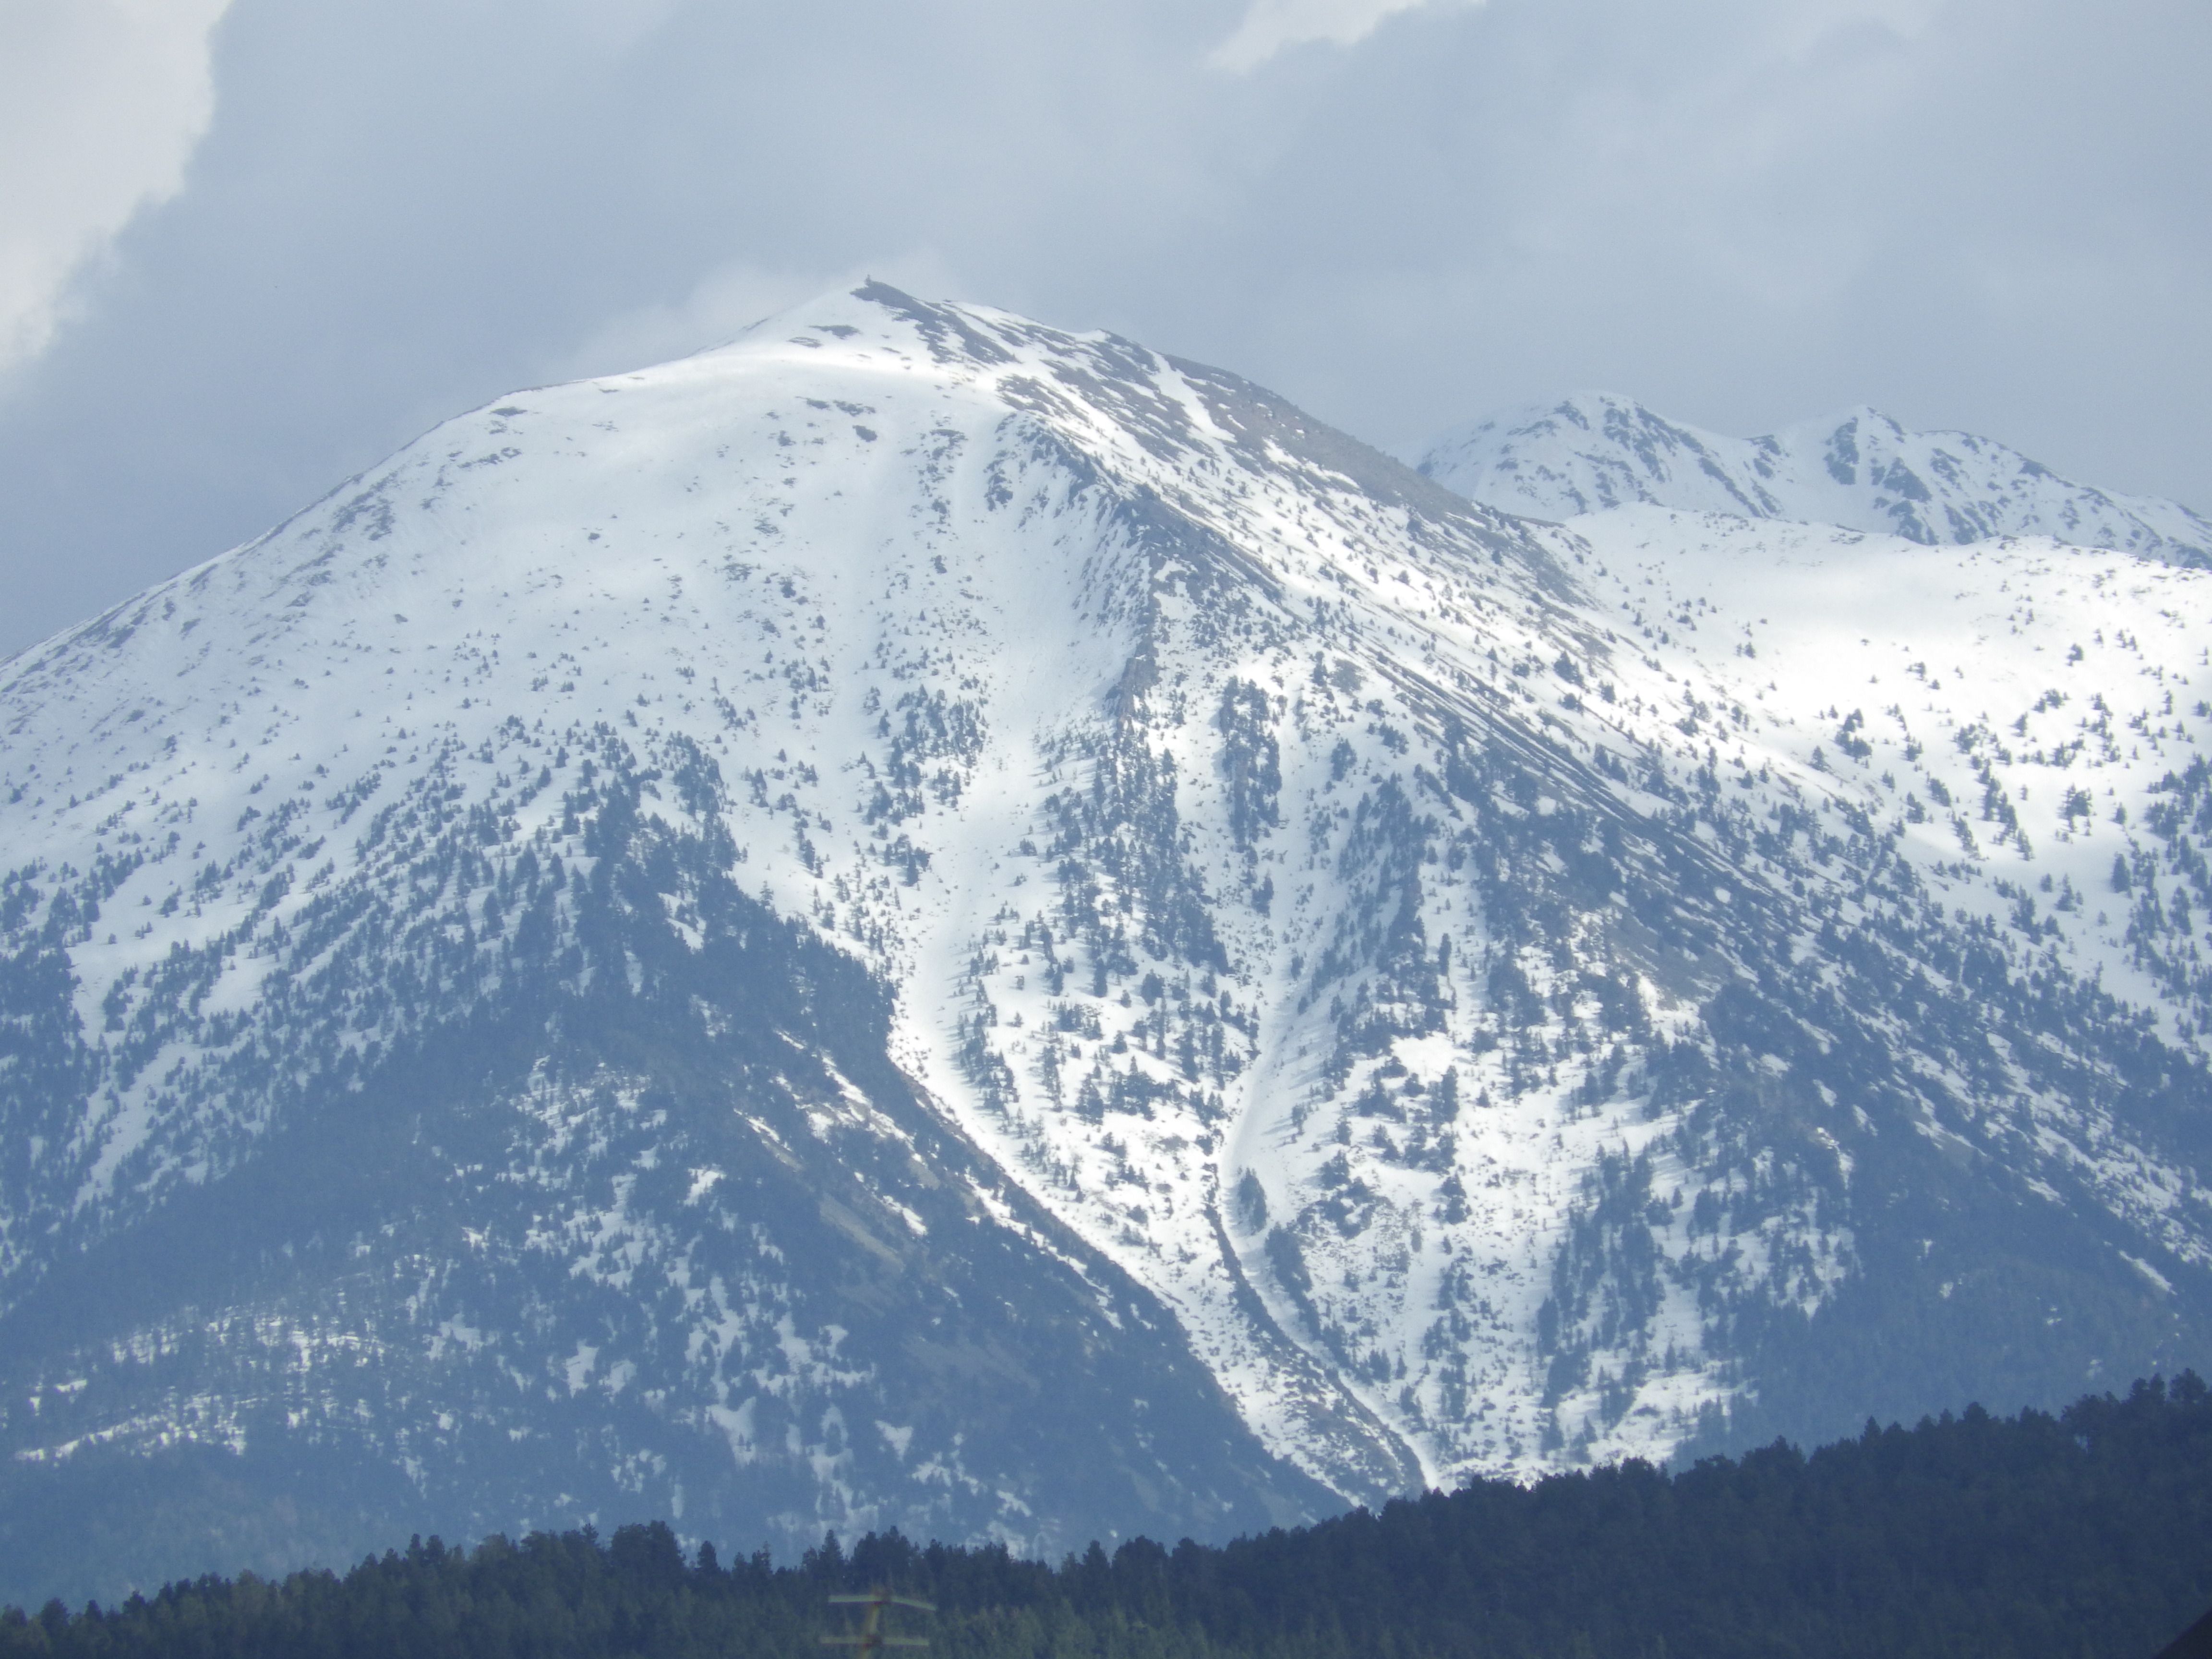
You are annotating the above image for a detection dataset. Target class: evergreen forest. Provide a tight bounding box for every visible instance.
[7,1375,2212,1659]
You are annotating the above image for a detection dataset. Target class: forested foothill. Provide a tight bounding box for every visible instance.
[6,1374,2211,1659]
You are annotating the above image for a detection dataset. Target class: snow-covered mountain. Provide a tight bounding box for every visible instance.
[1418,392,2212,563]
[6,288,2212,1604]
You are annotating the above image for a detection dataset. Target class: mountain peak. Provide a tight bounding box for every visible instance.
[8,297,2212,1602]
[1417,392,2212,562]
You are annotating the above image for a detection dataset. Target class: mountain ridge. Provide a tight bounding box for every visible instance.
[1416,390,2212,564]
[4,286,2212,1601]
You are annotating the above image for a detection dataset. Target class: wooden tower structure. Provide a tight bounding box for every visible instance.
[822,1588,934,1659]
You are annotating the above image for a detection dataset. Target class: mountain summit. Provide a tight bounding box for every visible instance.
[5,289,2212,1603]
[1418,391,2212,564]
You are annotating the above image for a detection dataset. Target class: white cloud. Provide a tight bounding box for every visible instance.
[0,0,233,373]
[1209,0,1483,72]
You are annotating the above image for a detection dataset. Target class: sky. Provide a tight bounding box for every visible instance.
[0,0,2206,658]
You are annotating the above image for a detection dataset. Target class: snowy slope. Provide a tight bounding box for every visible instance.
[5,289,2212,1592]
[1563,506,2212,1238]
[1418,393,2212,565]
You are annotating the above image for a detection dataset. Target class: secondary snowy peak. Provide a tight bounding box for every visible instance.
[1417,391,2212,563]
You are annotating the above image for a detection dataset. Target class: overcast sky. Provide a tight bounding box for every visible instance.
[1,0,2206,657]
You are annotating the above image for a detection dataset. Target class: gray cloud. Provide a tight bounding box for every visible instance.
[0,0,2204,657]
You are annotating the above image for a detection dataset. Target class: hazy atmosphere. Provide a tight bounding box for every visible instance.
[1,0,2205,657]
[15,5,2212,1642]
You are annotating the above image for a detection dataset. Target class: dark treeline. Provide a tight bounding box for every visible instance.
[8,1375,2212,1659]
